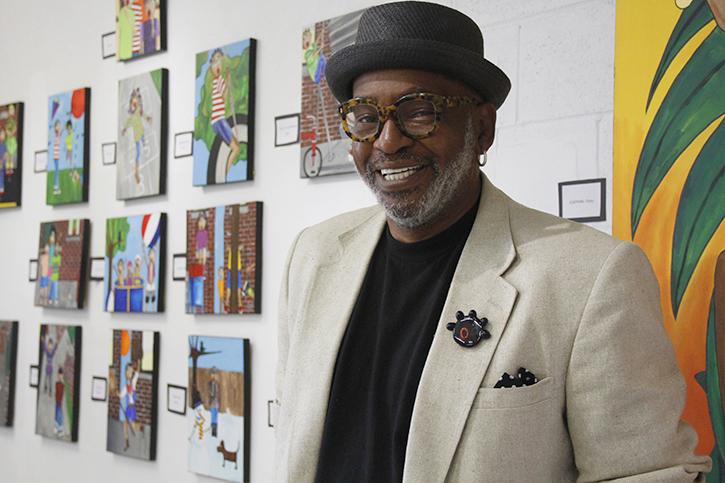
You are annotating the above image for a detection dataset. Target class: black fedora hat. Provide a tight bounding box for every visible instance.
[325,1,511,108]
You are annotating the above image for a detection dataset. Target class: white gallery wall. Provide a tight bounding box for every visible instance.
[0,0,614,481]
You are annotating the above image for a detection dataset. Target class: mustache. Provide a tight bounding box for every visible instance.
[366,150,438,172]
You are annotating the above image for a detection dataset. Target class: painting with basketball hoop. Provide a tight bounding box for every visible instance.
[300,10,363,178]
[193,39,256,186]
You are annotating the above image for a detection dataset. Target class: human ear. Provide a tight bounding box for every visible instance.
[476,102,497,155]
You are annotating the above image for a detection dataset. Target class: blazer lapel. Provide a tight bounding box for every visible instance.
[403,178,519,483]
[285,209,386,482]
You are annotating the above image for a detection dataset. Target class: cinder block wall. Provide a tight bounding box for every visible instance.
[0,0,614,481]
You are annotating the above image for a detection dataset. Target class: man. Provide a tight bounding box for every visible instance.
[275,2,711,482]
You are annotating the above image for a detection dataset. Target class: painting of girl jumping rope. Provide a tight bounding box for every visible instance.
[35,324,81,442]
[104,213,165,313]
[117,69,167,199]
[34,219,90,309]
[107,329,159,460]
[193,39,256,186]
[300,11,362,178]
[187,335,249,482]
[185,202,262,314]
[46,89,90,205]
[116,0,165,61]
[0,102,23,209]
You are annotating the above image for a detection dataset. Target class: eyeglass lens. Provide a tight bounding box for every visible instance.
[345,99,438,140]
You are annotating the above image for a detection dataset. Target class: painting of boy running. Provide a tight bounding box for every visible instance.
[193,39,256,186]
[46,89,90,205]
[0,102,23,209]
[116,0,165,61]
[34,219,90,309]
[117,69,167,200]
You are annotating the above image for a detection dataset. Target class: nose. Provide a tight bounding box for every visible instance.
[373,117,414,154]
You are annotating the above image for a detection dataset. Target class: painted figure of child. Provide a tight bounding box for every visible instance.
[54,367,65,436]
[122,88,152,189]
[65,120,77,183]
[209,49,240,180]
[119,361,141,451]
[208,367,221,437]
[0,127,7,196]
[52,120,62,195]
[217,266,226,313]
[42,335,58,394]
[196,214,209,267]
[5,105,17,174]
[38,245,50,301]
[47,227,62,306]
[144,247,156,310]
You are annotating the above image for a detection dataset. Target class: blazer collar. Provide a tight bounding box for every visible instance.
[285,176,518,482]
[402,176,518,483]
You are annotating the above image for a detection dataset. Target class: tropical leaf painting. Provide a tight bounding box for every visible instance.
[614,0,724,474]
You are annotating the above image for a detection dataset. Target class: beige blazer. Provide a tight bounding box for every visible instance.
[275,176,710,482]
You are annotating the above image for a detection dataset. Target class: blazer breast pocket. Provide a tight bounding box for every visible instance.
[472,377,554,409]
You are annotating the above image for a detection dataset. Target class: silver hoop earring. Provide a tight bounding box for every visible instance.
[479,151,487,167]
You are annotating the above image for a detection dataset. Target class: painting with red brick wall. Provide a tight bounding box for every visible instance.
[300,10,362,178]
[0,321,18,427]
[107,329,159,460]
[35,324,81,442]
[34,219,89,309]
[186,202,262,314]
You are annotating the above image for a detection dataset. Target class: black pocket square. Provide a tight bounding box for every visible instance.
[493,367,539,388]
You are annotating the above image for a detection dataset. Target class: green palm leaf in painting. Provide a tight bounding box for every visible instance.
[700,298,725,480]
[671,120,725,316]
[631,27,725,237]
[646,0,713,110]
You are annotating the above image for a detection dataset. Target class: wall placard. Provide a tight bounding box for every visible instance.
[558,178,606,223]
[167,384,186,415]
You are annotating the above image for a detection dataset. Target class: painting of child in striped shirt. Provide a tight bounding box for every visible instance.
[46,89,89,205]
[193,39,256,186]
[116,0,165,61]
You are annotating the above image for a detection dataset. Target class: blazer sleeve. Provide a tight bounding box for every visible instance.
[275,229,305,416]
[566,241,711,482]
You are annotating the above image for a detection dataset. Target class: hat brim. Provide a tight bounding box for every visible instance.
[325,38,511,108]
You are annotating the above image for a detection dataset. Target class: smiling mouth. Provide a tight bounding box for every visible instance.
[378,165,425,181]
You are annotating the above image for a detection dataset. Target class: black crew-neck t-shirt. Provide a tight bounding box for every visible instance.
[315,202,478,483]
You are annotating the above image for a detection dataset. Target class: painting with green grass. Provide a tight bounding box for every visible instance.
[46,88,90,205]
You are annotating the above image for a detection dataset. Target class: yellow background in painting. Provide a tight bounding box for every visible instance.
[613,0,724,455]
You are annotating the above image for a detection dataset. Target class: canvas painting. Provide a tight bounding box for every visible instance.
[35,324,81,442]
[193,39,256,186]
[34,219,90,309]
[116,0,165,61]
[107,329,159,460]
[188,336,250,482]
[0,102,23,208]
[117,68,167,199]
[46,88,90,205]
[186,202,262,314]
[104,213,165,313]
[0,321,18,427]
[613,0,724,474]
[300,11,363,178]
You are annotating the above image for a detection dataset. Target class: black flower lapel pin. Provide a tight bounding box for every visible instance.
[446,310,491,348]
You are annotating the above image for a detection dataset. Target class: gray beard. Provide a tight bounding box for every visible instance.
[361,115,478,228]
